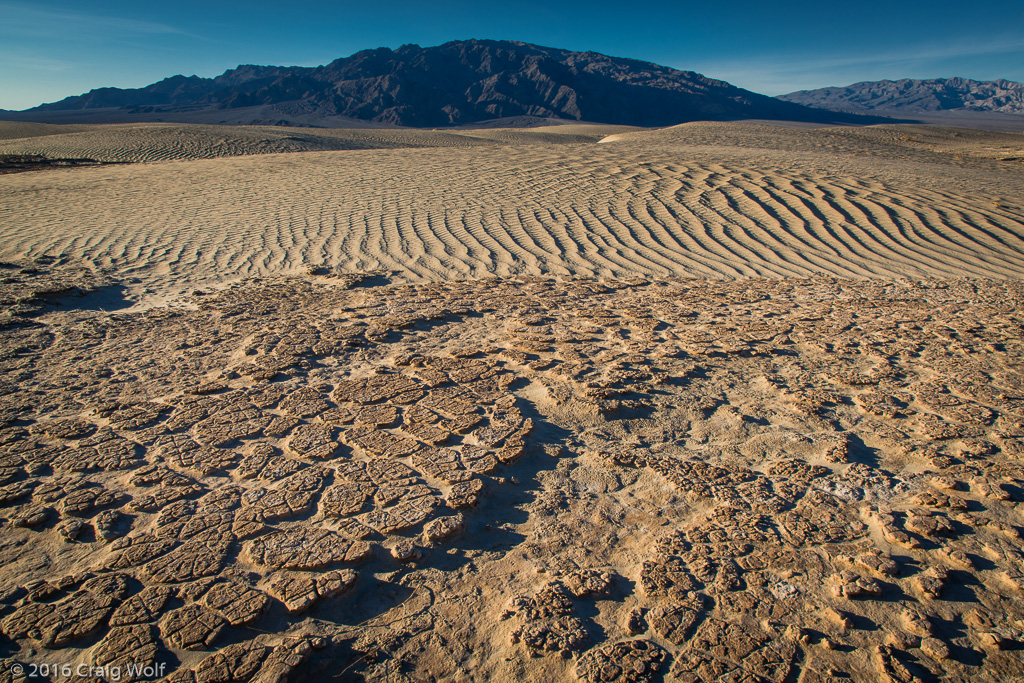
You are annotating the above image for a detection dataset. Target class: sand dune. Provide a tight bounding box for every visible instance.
[0,121,639,164]
[602,120,1024,163]
[0,121,93,141]
[452,124,638,144]
[0,122,505,163]
[0,122,1023,299]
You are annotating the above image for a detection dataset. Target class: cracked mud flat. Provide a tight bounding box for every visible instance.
[1,262,1024,682]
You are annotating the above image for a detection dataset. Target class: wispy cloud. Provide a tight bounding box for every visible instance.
[0,48,75,73]
[0,2,201,40]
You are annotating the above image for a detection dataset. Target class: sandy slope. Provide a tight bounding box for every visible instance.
[0,122,505,163]
[0,121,637,163]
[0,122,1023,299]
[603,121,1024,162]
[0,121,93,141]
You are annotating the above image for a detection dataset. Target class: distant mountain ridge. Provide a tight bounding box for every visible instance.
[778,77,1024,115]
[23,39,879,128]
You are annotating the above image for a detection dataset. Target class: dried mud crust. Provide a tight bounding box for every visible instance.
[0,267,1024,680]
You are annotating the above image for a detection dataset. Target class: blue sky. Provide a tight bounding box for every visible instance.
[1,0,1022,110]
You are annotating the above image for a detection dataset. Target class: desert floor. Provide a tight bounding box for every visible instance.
[0,121,1024,682]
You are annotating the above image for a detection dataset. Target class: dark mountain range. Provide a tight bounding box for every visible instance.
[16,39,885,128]
[778,77,1024,115]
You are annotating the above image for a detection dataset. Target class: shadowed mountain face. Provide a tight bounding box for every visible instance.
[28,39,875,127]
[779,77,1024,115]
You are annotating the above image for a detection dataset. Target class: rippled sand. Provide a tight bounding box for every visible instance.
[1,121,1022,299]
